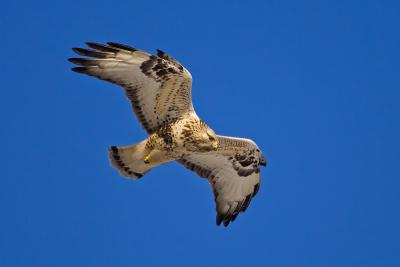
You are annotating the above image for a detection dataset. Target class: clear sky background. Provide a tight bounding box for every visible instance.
[1,0,399,266]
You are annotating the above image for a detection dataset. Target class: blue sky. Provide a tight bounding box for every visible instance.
[1,0,399,266]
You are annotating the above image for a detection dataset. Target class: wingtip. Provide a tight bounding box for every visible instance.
[231,213,239,222]
[85,42,119,53]
[68,58,89,66]
[216,215,223,226]
[71,47,82,54]
[84,41,100,50]
[72,47,90,56]
[107,42,137,52]
[216,214,233,227]
[71,66,87,74]
[85,41,99,47]
[68,57,78,63]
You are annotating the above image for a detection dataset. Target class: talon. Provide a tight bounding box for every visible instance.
[144,155,150,164]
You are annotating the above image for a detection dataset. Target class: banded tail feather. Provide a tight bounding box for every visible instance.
[108,140,153,179]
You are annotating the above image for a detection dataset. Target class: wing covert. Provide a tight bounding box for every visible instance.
[69,42,195,134]
[178,136,266,226]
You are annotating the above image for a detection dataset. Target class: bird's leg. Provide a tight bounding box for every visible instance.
[144,154,151,164]
[143,149,169,165]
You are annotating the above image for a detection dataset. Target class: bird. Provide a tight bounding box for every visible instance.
[68,42,267,227]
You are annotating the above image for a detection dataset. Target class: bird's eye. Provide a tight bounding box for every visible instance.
[208,135,215,141]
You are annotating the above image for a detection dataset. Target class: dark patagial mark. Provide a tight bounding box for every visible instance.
[231,152,260,177]
[140,55,158,75]
[236,168,256,177]
[235,154,247,161]
[156,69,168,77]
[237,157,253,167]
[140,54,181,82]
[168,67,178,74]
[156,49,184,71]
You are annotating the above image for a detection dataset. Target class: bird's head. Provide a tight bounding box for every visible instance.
[196,125,219,152]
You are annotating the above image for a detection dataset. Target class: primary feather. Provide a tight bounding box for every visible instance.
[69,42,267,227]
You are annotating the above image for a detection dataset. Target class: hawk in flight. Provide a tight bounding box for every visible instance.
[69,42,267,226]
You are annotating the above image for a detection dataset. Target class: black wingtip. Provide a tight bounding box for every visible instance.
[72,48,89,57]
[85,41,102,47]
[72,47,111,58]
[72,47,79,53]
[68,57,81,64]
[223,220,230,227]
[85,42,119,53]
[107,42,137,52]
[216,215,223,226]
[68,57,93,66]
[231,213,239,222]
[71,67,88,74]
[216,213,233,227]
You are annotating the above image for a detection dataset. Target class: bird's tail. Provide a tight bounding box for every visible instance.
[108,140,153,179]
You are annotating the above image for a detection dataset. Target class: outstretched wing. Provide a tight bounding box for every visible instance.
[178,136,266,227]
[69,42,195,134]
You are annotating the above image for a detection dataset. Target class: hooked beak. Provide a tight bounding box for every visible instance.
[212,140,219,150]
